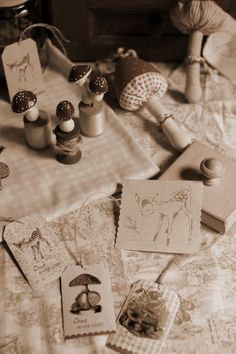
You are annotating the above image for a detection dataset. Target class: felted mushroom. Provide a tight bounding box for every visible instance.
[68,64,93,104]
[88,74,108,103]
[114,50,191,151]
[56,100,75,132]
[12,90,38,121]
[69,273,101,313]
[170,0,232,103]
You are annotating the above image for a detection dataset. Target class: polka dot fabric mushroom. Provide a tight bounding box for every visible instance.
[114,50,191,151]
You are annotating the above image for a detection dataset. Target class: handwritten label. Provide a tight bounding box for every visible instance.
[3,215,70,289]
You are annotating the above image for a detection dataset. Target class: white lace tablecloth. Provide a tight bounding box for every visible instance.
[1,61,236,354]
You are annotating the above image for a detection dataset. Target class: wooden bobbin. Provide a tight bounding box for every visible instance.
[200,158,225,186]
[79,101,106,137]
[54,118,82,165]
[23,109,51,149]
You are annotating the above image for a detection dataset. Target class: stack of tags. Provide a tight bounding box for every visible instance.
[3,214,70,289]
[117,180,203,254]
[106,280,180,354]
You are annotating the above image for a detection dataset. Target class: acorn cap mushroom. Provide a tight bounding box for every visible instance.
[114,53,167,111]
[89,74,108,94]
[69,273,101,287]
[68,64,92,82]
[11,91,37,114]
[56,100,75,121]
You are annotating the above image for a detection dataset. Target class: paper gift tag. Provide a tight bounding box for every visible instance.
[106,280,180,354]
[3,214,70,289]
[2,38,45,100]
[61,264,116,338]
[117,180,203,254]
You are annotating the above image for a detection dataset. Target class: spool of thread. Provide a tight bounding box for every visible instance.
[23,109,51,149]
[79,101,106,137]
[54,118,82,165]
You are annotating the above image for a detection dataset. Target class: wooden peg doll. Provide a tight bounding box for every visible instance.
[68,64,93,104]
[11,90,51,149]
[78,74,108,137]
[54,100,82,165]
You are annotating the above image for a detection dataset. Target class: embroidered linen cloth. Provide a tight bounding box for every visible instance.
[0,64,158,241]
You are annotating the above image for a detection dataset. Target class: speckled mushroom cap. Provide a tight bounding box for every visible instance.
[68,64,92,82]
[11,90,37,113]
[114,54,168,111]
[56,100,75,121]
[89,75,108,94]
[69,273,101,286]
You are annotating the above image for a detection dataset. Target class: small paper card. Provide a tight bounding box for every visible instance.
[3,215,69,289]
[106,280,180,354]
[117,180,203,254]
[61,264,116,338]
[2,38,45,100]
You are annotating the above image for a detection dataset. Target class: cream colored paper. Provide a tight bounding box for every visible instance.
[61,264,116,338]
[117,180,203,254]
[3,215,70,289]
[2,38,45,100]
[106,280,180,354]
[203,31,236,82]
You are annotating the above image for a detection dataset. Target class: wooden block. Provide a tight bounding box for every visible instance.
[159,142,236,233]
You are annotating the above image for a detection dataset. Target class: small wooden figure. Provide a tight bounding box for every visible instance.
[68,64,93,104]
[54,100,82,165]
[11,90,51,149]
[159,142,236,233]
[79,75,108,137]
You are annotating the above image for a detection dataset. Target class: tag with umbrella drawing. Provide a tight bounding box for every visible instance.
[61,264,116,337]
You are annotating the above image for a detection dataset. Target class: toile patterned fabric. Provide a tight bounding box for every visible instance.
[1,57,236,354]
[119,72,168,111]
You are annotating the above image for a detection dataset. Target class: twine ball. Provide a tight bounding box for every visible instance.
[170,0,229,35]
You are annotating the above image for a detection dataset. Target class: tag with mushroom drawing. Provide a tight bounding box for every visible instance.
[106,280,180,354]
[2,38,45,100]
[3,215,70,289]
[61,264,116,338]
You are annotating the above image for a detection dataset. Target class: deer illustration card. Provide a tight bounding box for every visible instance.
[61,264,116,338]
[106,280,180,354]
[2,38,45,100]
[4,215,70,289]
[117,180,203,254]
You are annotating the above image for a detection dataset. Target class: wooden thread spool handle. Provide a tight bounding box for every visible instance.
[185,30,203,103]
[200,158,225,186]
[146,96,191,151]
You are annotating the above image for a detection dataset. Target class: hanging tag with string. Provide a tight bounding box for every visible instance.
[61,193,119,338]
[1,23,70,101]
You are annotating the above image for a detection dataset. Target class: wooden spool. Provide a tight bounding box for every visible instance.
[23,110,51,149]
[79,101,106,137]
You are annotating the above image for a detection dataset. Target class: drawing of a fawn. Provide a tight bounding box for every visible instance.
[135,188,193,245]
[13,227,52,260]
[7,53,33,82]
